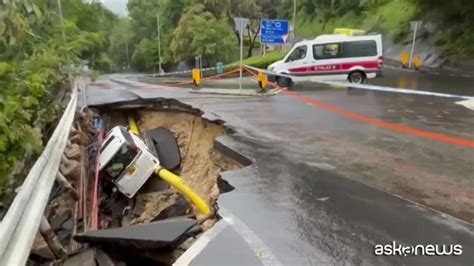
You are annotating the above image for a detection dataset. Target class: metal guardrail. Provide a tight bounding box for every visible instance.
[145,62,239,77]
[0,79,79,265]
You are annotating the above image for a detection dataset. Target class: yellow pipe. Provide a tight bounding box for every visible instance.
[132,120,209,215]
[128,116,139,135]
[155,166,211,215]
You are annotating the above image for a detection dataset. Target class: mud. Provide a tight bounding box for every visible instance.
[137,110,242,226]
[28,101,246,265]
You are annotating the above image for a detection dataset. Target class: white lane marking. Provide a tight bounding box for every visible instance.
[244,65,473,99]
[383,65,398,69]
[220,207,283,266]
[462,75,472,78]
[456,98,474,110]
[173,220,229,266]
[322,81,474,100]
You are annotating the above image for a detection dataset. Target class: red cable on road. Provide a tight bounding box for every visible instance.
[242,66,474,148]
[91,128,106,230]
[243,66,279,87]
[282,89,474,149]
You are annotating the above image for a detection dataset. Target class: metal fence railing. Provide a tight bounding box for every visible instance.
[0,79,79,265]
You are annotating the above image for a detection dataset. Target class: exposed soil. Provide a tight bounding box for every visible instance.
[137,110,242,226]
[29,104,245,264]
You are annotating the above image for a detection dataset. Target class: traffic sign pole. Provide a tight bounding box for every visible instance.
[233,17,249,91]
[239,19,243,91]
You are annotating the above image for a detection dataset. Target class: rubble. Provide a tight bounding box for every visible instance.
[138,110,242,224]
[29,104,247,265]
[74,217,197,249]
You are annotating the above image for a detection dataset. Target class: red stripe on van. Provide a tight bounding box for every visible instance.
[341,60,379,70]
[289,60,379,73]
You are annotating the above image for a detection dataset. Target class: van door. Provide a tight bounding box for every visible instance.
[309,42,342,77]
[282,45,309,75]
[340,40,379,76]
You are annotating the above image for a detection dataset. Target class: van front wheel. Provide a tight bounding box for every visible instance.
[348,71,366,84]
[277,76,293,89]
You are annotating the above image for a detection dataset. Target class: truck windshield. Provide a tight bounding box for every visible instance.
[104,144,138,179]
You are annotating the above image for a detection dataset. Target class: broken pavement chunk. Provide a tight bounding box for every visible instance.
[95,249,116,266]
[74,217,196,249]
[62,248,96,266]
[143,127,181,170]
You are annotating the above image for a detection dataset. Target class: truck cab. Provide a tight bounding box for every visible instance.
[98,126,159,198]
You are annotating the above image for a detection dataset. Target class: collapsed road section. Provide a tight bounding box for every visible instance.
[29,98,250,265]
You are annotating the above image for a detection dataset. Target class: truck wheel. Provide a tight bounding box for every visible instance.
[277,77,293,88]
[348,71,366,84]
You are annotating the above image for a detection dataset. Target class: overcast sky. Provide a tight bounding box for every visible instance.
[100,0,128,16]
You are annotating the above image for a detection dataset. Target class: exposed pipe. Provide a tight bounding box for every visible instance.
[39,216,67,259]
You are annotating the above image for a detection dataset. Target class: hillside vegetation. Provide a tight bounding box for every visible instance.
[279,0,474,58]
[0,0,117,188]
[108,0,474,73]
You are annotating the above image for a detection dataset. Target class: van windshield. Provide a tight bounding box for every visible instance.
[286,45,307,62]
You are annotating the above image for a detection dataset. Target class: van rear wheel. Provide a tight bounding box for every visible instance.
[276,76,293,89]
[348,71,366,84]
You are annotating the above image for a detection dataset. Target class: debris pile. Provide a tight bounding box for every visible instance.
[138,110,242,226]
[29,104,244,265]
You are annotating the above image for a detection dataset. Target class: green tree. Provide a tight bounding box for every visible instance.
[171,4,236,66]
[0,0,117,189]
[109,18,134,71]
[133,37,160,70]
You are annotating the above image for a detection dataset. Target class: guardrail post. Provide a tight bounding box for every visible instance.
[56,172,79,201]
[39,216,68,259]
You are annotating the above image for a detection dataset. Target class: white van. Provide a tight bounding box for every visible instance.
[267,34,383,86]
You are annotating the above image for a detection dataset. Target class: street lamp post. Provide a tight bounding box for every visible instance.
[292,0,297,43]
[57,0,66,42]
[156,14,162,73]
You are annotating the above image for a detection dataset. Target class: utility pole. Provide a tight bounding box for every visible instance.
[125,38,130,70]
[156,14,162,73]
[57,0,66,42]
[57,0,70,64]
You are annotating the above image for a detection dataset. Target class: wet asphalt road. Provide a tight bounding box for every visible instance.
[373,66,474,96]
[85,66,474,265]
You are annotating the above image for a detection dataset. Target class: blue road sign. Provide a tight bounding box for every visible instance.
[260,19,289,44]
